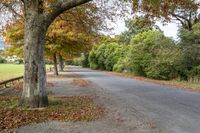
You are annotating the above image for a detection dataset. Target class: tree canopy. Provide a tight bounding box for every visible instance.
[133,0,200,30]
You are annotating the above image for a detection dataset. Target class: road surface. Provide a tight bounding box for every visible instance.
[68,66,200,133]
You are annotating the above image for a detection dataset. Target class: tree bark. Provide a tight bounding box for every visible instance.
[19,0,91,108]
[53,53,59,76]
[58,54,64,72]
[20,1,48,108]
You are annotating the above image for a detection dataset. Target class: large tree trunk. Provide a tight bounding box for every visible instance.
[20,23,49,107]
[19,0,91,108]
[20,2,48,108]
[53,53,59,76]
[58,54,64,72]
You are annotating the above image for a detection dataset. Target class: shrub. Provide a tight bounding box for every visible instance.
[113,46,130,72]
[104,43,124,71]
[113,58,129,72]
[89,46,99,69]
[73,58,82,66]
[65,60,73,65]
[89,43,125,71]
[127,30,182,80]
[95,44,107,70]
[178,23,200,70]
[0,57,6,64]
[189,65,200,77]
[145,42,183,80]
[88,30,189,81]
[126,30,161,76]
[14,59,23,64]
[81,53,89,68]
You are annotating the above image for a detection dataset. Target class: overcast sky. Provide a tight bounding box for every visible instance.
[109,19,179,40]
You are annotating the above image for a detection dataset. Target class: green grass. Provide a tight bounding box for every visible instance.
[0,64,24,81]
[0,64,52,81]
[170,80,200,91]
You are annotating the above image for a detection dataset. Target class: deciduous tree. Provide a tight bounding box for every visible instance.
[1,0,197,107]
[133,0,200,30]
[1,0,93,107]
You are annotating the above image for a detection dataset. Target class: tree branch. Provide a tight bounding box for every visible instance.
[1,2,24,20]
[44,0,92,26]
[172,15,185,26]
[172,13,193,30]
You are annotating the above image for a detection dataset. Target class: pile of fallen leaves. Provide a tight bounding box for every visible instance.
[71,78,91,87]
[12,81,54,89]
[0,96,104,131]
[47,74,78,79]
[13,81,23,91]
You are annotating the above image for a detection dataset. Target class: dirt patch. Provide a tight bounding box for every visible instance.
[71,78,91,87]
[0,96,104,132]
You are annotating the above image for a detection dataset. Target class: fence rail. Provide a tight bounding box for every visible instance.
[0,76,23,88]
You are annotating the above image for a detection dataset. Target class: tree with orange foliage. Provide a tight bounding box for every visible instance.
[0,0,198,108]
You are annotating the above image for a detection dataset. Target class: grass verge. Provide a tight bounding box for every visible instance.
[0,96,104,131]
[0,64,52,81]
[105,71,200,93]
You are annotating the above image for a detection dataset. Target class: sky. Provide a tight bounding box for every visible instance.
[0,41,4,49]
[109,19,179,40]
[156,22,179,40]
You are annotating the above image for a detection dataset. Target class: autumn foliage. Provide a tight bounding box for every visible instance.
[0,96,104,131]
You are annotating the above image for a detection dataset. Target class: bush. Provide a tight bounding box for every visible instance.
[81,53,89,68]
[89,46,99,69]
[73,58,82,66]
[189,65,200,77]
[126,30,161,76]
[113,46,130,73]
[65,60,73,65]
[178,23,200,70]
[144,42,183,80]
[89,43,125,71]
[104,43,125,71]
[0,57,7,64]
[72,53,89,67]
[95,44,107,70]
[87,30,192,81]
[127,30,182,80]
[14,59,23,64]
[113,58,128,72]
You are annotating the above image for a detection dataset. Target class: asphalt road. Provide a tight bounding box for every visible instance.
[68,66,200,133]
